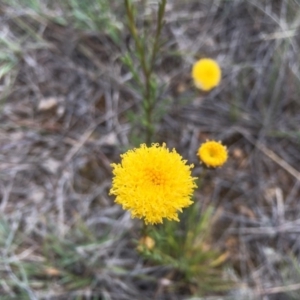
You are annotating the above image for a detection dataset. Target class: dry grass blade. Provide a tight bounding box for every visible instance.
[239,129,300,181]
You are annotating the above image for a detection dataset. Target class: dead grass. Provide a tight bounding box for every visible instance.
[1,0,300,299]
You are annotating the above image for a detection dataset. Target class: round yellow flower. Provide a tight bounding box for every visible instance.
[192,58,221,91]
[197,141,228,168]
[110,143,197,225]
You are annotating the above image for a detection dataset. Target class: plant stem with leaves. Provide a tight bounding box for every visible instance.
[124,0,167,145]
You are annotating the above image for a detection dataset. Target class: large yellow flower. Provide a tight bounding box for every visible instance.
[192,58,221,91]
[197,140,228,168]
[110,143,197,224]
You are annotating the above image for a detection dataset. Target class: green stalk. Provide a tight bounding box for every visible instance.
[124,0,166,145]
[142,222,149,237]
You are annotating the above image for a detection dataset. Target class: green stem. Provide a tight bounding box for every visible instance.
[198,168,207,190]
[149,0,166,74]
[144,0,166,145]
[142,222,149,236]
[124,0,166,145]
[124,0,149,78]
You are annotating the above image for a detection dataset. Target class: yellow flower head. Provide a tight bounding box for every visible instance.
[192,58,221,91]
[197,140,228,168]
[110,143,197,225]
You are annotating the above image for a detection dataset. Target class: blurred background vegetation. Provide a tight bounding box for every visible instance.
[1,0,300,299]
